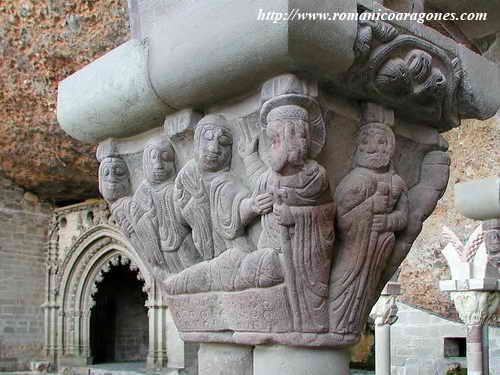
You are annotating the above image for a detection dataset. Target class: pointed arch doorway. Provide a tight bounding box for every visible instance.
[90,262,149,363]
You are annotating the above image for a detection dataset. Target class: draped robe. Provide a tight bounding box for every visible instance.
[133,181,200,274]
[244,154,336,332]
[329,167,408,336]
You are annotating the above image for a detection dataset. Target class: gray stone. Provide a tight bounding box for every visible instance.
[57,40,171,143]
[455,177,500,220]
[253,344,349,375]
[198,343,252,375]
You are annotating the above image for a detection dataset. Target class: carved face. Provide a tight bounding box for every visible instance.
[267,119,308,174]
[484,220,500,262]
[355,125,394,171]
[197,124,233,172]
[143,139,175,185]
[98,157,130,203]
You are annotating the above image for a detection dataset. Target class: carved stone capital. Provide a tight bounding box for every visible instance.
[451,291,500,326]
[89,73,458,348]
[370,295,399,326]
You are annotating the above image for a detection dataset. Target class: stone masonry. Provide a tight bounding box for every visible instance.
[390,302,500,375]
[0,176,52,371]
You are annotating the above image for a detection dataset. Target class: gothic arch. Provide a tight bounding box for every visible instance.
[51,224,157,364]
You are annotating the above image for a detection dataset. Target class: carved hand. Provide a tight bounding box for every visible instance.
[373,186,389,214]
[372,214,387,232]
[274,202,294,226]
[252,192,274,215]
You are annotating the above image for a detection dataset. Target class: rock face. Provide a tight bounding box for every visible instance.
[399,115,499,320]
[0,0,129,202]
[0,0,498,207]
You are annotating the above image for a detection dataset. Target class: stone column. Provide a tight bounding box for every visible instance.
[146,284,168,370]
[370,282,400,375]
[198,343,253,375]
[440,177,500,375]
[253,345,349,375]
[451,292,500,375]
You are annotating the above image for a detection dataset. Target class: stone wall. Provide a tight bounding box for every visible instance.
[0,176,52,371]
[391,302,500,375]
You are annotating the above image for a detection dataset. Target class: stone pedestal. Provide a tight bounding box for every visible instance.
[253,345,350,375]
[198,343,253,375]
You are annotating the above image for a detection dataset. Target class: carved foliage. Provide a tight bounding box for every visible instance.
[452,291,500,326]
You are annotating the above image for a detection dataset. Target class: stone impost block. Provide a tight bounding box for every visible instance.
[58,1,500,142]
[253,344,350,375]
[57,40,172,143]
[439,279,500,292]
[381,281,401,296]
[455,177,500,220]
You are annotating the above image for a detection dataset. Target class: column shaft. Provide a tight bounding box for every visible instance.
[253,344,350,375]
[199,343,253,375]
[467,324,484,375]
[375,324,391,375]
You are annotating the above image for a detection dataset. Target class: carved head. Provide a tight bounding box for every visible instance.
[266,105,309,174]
[98,157,131,203]
[143,135,175,185]
[354,123,395,171]
[375,57,412,96]
[194,114,233,172]
[484,219,500,264]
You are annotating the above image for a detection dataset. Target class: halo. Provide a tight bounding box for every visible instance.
[260,94,326,158]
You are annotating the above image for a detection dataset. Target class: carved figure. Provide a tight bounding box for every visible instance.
[98,156,130,205]
[484,219,500,269]
[240,87,335,333]
[165,114,281,294]
[337,17,463,131]
[328,106,408,337]
[133,136,200,274]
[98,154,135,238]
[98,145,164,278]
[375,50,447,105]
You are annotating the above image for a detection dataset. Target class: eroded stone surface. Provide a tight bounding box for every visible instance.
[0,0,130,202]
[96,72,451,348]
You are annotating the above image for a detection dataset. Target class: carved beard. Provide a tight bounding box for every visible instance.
[355,149,391,170]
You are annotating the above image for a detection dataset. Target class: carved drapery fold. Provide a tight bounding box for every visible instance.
[96,64,452,347]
